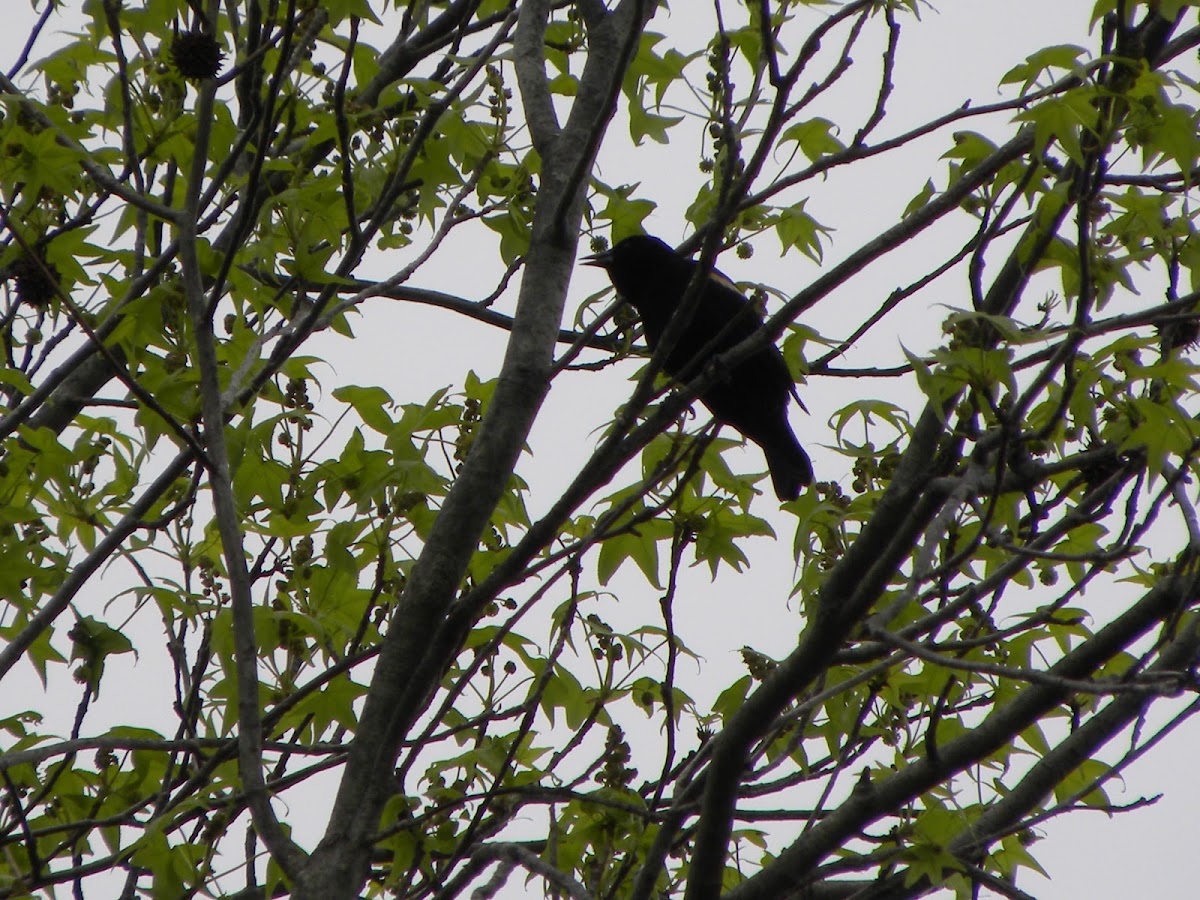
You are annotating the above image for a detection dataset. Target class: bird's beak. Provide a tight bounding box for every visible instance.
[581,248,613,269]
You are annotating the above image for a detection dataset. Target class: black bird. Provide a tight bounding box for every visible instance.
[584,234,813,501]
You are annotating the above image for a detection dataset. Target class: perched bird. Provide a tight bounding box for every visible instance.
[584,234,813,500]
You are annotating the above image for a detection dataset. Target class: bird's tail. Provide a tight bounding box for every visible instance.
[762,429,813,502]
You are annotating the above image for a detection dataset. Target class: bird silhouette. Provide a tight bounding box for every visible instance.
[584,234,813,500]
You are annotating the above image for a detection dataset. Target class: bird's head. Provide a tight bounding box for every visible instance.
[583,233,743,317]
[582,234,687,309]
[582,234,675,273]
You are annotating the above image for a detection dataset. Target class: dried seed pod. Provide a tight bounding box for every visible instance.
[170,30,226,80]
[9,255,58,309]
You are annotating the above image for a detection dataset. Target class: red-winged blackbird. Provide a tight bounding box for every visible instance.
[584,234,813,501]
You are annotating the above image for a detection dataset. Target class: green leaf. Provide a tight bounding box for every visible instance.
[1000,44,1088,94]
[334,384,396,435]
[1053,523,1109,584]
[942,131,999,171]
[483,210,532,265]
[693,508,775,577]
[320,0,384,26]
[780,117,845,163]
[773,201,828,262]
[991,832,1049,879]
[901,344,955,414]
[1139,100,1200,177]
[712,675,752,722]
[537,662,589,729]
[6,125,85,198]
[904,179,937,218]
[624,32,698,107]
[1124,397,1200,482]
[592,180,657,240]
[830,400,911,454]
[626,90,683,145]
[1017,86,1098,164]
[69,616,135,693]
[1053,757,1112,808]
[597,515,670,587]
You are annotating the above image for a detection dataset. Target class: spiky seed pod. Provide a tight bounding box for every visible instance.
[170,30,225,80]
[10,256,58,309]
